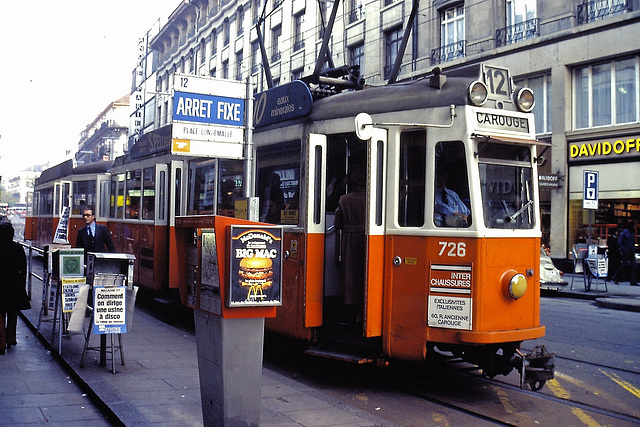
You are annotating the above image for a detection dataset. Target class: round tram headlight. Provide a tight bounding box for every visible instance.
[508,273,528,299]
[515,87,535,112]
[468,81,488,106]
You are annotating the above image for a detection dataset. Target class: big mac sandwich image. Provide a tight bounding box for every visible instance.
[238,257,273,295]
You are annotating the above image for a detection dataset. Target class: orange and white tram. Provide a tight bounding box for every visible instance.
[25,160,111,248]
[251,64,554,389]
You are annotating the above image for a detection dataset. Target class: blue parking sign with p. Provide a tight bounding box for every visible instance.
[583,171,598,209]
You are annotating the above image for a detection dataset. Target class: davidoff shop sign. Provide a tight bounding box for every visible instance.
[569,133,640,162]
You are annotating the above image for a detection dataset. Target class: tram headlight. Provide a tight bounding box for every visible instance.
[507,273,528,299]
[515,87,535,112]
[468,81,488,106]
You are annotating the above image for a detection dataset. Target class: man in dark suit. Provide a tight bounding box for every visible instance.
[76,206,115,253]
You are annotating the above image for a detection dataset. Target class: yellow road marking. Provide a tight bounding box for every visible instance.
[547,378,604,427]
[599,369,640,399]
[430,412,450,427]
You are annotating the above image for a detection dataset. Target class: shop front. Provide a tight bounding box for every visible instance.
[567,131,640,264]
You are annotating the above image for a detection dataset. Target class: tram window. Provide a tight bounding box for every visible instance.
[158,170,166,221]
[434,141,471,228]
[218,159,244,217]
[38,188,53,216]
[256,141,301,225]
[142,167,155,220]
[398,130,426,227]
[113,173,125,219]
[73,180,96,215]
[99,181,109,218]
[189,159,216,215]
[478,142,534,229]
[126,170,142,219]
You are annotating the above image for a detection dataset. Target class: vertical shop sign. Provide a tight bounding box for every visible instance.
[583,170,599,209]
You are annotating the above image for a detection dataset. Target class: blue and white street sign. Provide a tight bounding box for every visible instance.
[173,91,245,126]
[583,170,599,209]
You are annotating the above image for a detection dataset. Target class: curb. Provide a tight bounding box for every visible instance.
[595,298,640,313]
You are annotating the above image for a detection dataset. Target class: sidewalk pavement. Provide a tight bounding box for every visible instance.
[3,274,638,427]
[545,273,640,312]
[2,275,398,427]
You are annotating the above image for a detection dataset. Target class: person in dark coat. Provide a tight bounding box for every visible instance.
[334,167,366,322]
[0,221,30,354]
[76,206,115,254]
[607,228,621,281]
[612,221,638,286]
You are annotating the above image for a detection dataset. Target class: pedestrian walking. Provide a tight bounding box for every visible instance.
[607,228,621,281]
[0,221,30,354]
[612,221,638,286]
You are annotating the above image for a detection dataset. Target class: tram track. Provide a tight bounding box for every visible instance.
[387,351,640,426]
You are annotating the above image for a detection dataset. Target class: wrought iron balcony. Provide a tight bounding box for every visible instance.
[577,0,631,25]
[496,18,539,47]
[430,40,466,65]
[293,40,305,52]
[271,52,281,63]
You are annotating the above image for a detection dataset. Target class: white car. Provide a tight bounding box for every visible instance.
[540,249,568,291]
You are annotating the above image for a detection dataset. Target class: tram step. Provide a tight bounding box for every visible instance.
[304,346,376,364]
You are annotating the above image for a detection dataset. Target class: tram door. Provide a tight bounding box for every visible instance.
[323,129,386,337]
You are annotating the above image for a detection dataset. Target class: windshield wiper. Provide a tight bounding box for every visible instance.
[505,199,534,223]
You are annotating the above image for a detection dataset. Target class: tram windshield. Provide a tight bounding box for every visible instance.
[478,142,535,229]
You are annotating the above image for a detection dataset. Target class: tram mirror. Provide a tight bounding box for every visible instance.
[355,113,373,140]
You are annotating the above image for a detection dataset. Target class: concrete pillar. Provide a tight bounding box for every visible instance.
[194,310,264,427]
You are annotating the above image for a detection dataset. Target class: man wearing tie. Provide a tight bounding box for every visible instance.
[76,206,115,253]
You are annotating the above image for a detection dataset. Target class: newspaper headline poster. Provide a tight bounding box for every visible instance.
[62,277,85,313]
[92,286,127,334]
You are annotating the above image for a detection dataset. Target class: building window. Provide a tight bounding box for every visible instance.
[253,0,260,24]
[222,60,229,79]
[292,68,303,81]
[384,26,402,80]
[319,0,333,38]
[574,57,639,130]
[349,43,364,76]
[223,18,230,46]
[432,4,465,64]
[251,41,260,74]
[293,12,305,51]
[199,39,206,68]
[236,51,243,81]
[577,0,631,25]
[349,0,364,23]
[271,25,281,62]
[497,0,538,47]
[211,30,218,56]
[516,74,552,134]
[237,7,245,35]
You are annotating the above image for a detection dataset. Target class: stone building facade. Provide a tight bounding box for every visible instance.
[132,0,640,262]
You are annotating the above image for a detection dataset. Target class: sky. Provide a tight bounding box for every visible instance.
[0,1,181,177]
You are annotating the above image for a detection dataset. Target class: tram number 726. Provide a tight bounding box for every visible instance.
[438,241,467,257]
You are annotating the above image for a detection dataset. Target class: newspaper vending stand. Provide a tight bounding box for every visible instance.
[174,215,282,427]
[81,252,136,373]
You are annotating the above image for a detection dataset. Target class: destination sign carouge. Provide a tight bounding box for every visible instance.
[173,91,245,126]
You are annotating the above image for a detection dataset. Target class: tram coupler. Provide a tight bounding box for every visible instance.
[515,345,555,391]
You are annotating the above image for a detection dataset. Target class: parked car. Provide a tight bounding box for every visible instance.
[540,248,568,291]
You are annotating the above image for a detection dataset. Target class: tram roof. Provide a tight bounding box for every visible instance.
[308,75,472,122]
[36,160,112,185]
